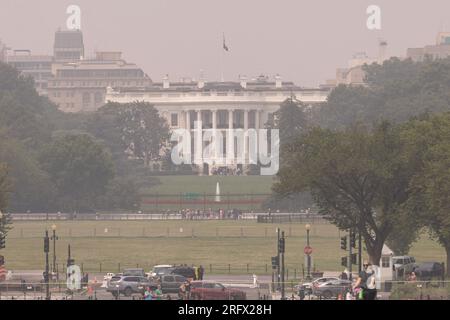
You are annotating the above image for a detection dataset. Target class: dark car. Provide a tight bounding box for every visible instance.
[170,266,197,280]
[414,262,444,280]
[160,274,187,294]
[189,281,246,300]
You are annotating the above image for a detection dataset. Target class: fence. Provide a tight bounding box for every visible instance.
[257,214,329,224]
[141,193,271,211]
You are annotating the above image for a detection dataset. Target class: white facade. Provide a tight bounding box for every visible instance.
[106,76,330,174]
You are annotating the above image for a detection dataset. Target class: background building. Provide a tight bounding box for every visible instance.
[47,51,151,112]
[407,32,450,62]
[7,50,53,96]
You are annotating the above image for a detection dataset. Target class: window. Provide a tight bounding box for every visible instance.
[171,113,179,127]
[382,257,390,268]
[94,92,103,104]
[82,92,91,104]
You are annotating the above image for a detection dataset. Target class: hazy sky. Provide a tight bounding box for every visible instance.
[1,0,450,86]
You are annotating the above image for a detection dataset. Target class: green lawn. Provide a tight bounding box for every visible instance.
[140,175,275,211]
[1,220,446,275]
[143,175,274,194]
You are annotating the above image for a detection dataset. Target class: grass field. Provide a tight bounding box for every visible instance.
[1,220,446,275]
[140,175,275,211]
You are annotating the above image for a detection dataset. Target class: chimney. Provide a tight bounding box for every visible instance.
[378,39,388,64]
[275,74,282,88]
[239,75,247,89]
[163,74,170,89]
[198,70,205,89]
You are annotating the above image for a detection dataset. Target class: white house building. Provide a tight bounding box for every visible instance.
[106,74,330,175]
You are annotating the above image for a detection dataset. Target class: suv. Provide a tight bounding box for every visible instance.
[160,274,187,294]
[393,256,418,278]
[190,281,246,300]
[150,265,174,279]
[122,268,146,277]
[170,266,197,280]
[107,275,157,297]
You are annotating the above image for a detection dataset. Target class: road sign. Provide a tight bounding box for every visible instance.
[304,246,313,255]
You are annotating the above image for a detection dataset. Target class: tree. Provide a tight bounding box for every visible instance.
[274,122,420,264]
[404,112,450,275]
[0,131,55,212]
[39,134,115,212]
[0,62,56,149]
[99,101,170,167]
[266,97,308,146]
[98,179,141,211]
[0,163,12,237]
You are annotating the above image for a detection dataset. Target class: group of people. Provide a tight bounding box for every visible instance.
[179,209,242,221]
[343,260,378,300]
[143,285,164,301]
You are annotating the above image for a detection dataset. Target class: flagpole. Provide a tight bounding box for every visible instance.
[221,33,225,82]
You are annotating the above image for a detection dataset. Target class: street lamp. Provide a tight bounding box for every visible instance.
[44,230,51,300]
[305,224,312,280]
[50,224,59,280]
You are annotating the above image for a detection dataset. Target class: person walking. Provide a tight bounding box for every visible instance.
[353,260,377,300]
[199,265,204,281]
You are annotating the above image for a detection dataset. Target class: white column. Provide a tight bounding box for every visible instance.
[212,110,218,163]
[255,109,261,130]
[186,110,191,131]
[227,110,234,164]
[185,110,192,164]
[244,109,249,165]
[195,110,203,166]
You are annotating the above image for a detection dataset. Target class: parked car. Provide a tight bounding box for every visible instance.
[312,280,352,299]
[170,266,197,280]
[160,274,187,294]
[189,281,246,300]
[122,268,146,277]
[295,277,341,295]
[392,256,418,279]
[149,265,174,279]
[107,275,157,297]
[414,262,444,280]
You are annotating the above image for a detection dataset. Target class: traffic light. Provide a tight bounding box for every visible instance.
[271,256,279,269]
[0,233,5,249]
[351,253,358,265]
[278,237,285,254]
[44,237,49,253]
[350,232,357,249]
[340,236,347,250]
[67,258,75,267]
[0,255,4,266]
[341,256,348,267]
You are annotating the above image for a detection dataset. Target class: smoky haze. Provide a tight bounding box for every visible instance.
[1,0,450,86]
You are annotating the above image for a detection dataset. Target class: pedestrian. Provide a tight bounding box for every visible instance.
[179,282,187,300]
[199,265,204,281]
[194,266,199,281]
[353,260,377,300]
[340,268,349,280]
[144,287,154,300]
[154,285,163,300]
[185,281,191,300]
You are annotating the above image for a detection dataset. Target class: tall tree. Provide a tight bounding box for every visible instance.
[99,102,171,167]
[39,134,115,212]
[404,112,450,275]
[275,122,420,264]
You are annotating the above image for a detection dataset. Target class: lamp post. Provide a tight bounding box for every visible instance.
[44,230,51,300]
[51,224,58,280]
[305,224,312,280]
